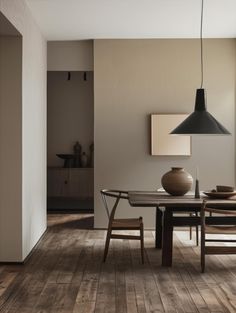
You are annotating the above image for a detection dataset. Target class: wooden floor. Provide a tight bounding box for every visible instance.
[1,214,236,313]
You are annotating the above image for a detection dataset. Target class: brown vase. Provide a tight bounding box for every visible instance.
[161,167,193,196]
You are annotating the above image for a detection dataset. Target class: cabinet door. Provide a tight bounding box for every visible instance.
[69,169,93,198]
[47,169,71,197]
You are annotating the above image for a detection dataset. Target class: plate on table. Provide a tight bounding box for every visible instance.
[203,191,236,199]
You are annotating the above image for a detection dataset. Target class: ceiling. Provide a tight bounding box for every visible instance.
[25,0,236,40]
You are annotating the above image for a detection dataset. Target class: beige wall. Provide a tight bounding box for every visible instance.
[0,36,22,261]
[47,40,93,71]
[0,0,47,261]
[94,39,236,228]
[47,71,94,166]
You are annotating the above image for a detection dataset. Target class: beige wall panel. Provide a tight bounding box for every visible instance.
[47,40,93,71]
[94,39,235,229]
[0,0,47,261]
[0,36,22,261]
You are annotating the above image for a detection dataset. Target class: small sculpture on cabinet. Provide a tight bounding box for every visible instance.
[81,152,89,168]
[89,142,94,167]
[73,141,82,167]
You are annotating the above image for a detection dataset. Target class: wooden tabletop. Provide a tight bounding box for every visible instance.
[128,191,236,208]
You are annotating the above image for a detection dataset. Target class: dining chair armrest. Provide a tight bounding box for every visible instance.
[205,207,236,216]
[101,189,129,200]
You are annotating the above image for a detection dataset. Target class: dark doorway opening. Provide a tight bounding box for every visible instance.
[47,71,94,213]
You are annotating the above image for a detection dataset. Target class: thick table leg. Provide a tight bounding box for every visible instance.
[155,207,163,249]
[162,208,173,267]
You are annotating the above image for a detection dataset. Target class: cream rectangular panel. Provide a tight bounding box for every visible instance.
[151,114,191,156]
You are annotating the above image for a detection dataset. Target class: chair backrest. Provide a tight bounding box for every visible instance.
[201,200,236,229]
[201,200,236,216]
[100,189,129,221]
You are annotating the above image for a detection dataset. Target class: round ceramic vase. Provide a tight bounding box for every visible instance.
[161,167,193,196]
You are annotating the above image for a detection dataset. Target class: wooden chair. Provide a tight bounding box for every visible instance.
[101,189,144,263]
[201,200,236,273]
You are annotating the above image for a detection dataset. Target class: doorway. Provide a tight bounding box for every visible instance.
[47,71,94,213]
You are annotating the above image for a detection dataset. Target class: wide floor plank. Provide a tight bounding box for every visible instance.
[0,214,236,313]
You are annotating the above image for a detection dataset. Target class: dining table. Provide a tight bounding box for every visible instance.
[128,191,236,266]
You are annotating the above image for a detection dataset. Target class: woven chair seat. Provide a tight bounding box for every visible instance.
[205,225,236,234]
[112,218,142,229]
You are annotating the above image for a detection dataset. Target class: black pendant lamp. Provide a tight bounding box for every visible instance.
[171,0,230,135]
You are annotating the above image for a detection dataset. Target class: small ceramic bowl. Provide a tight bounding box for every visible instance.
[216,185,234,192]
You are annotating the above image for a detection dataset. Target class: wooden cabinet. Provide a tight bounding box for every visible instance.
[47,167,94,198]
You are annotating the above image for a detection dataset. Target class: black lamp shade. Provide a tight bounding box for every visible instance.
[170,89,231,135]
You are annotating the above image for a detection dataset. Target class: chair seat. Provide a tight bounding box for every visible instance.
[205,225,236,234]
[205,246,236,255]
[112,218,142,229]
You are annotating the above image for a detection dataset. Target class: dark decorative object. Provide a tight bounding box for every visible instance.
[89,142,94,167]
[203,190,236,199]
[73,141,82,167]
[57,141,93,168]
[171,0,230,135]
[161,167,193,196]
[83,72,87,81]
[195,179,200,198]
[216,185,234,192]
[56,154,74,168]
[67,71,71,81]
[81,152,88,168]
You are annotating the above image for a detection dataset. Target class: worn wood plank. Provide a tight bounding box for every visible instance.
[0,215,236,313]
[175,231,228,312]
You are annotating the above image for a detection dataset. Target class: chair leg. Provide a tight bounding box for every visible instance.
[201,220,205,273]
[189,213,192,240]
[201,246,205,273]
[195,211,199,246]
[140,217,144,264]
[103,228,112,262]
[196,225,199,246]
[190,212,199,246]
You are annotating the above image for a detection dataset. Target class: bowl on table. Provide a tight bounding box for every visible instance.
[216,185,234,192]
[203,190,236,199]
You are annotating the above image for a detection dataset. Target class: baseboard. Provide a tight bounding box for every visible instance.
[0,228,48,265]
[47,209,94,214]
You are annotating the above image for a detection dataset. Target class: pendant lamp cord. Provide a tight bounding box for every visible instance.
[200,0,204,88]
